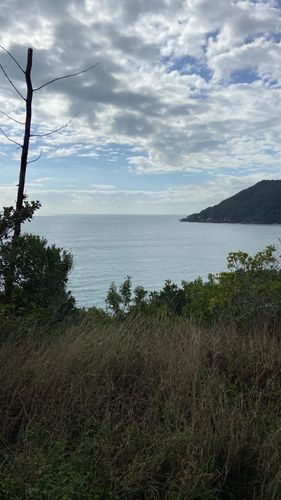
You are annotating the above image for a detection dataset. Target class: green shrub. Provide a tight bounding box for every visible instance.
[0,234,75,317]
[210,244,281,322]
[0,200,40,243]
[182,276,219,322]
[106,245,281,326]
[106,276,140,317]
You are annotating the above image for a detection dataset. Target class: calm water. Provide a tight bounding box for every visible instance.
[28,215,281,308]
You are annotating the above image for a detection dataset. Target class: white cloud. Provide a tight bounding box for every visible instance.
[91,184,116,190]
[33,177,55,184]
[1,0,281,214]
[3,168,281,215]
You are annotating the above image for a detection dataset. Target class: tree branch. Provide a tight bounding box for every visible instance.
[0,127,23,147]
[27,150,42,164]
[0,64,26,100]
[0,45,25,73]
[30,113,79,138]
[0,110,25,125]
[34,63,98,91]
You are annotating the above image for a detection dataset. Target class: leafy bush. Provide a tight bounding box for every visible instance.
[0,234,75,316]
[106,276,149,317]
[0,200,41,242]
[0,201,75,318]
[106,245,281,325]
[182,276,219,322]
[210,244,281,322]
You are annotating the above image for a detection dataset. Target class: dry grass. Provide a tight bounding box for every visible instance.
[0,315,281,498]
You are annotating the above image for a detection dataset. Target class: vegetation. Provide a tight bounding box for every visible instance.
[1,315,281,498]
[0,201,41,242]
[0,203,75,318]
[105,244,281,326]
[0,233,75,317]
[4,43,281,499]
[180,179,281,223]
[1,204,281,498]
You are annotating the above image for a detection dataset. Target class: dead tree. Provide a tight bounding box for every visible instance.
[0,46,97,236]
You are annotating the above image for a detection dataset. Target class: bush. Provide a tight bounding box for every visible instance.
[210,244,281,323]
[0,234,75,316]
[106,245,281,326]
[0,200,41,242]
[106,278,130,316]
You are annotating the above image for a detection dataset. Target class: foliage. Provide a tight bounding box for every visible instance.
[106,275,137,316]
[0,233,75,316]
[149,280,186,315]
[1,316,281,498]
[1,231,281,496]
[79,305,111,325]
[0,200,41,242]
[182,276,218,322]
[106,245,281,325]
[0,201,75,318]
[210,244,281,322]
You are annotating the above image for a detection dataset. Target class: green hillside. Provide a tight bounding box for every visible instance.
[180,180,281,223]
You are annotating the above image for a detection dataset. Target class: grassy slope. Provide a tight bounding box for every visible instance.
[1,316,281,499]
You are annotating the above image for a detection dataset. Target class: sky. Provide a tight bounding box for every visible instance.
[1,0,281,215]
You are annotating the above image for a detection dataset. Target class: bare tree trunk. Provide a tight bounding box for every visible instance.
[14,48,33,237]
[6,48,33,300]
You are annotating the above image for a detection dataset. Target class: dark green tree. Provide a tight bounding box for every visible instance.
[0,233,75,316]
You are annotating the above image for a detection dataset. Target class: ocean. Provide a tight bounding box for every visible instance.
[28,215,281,308]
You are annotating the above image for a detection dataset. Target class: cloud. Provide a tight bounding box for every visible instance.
[3,167,281,216]
[91,184,116,190]
[1,0,281,214]
[33,177,55,183]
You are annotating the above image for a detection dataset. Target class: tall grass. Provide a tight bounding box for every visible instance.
[1,316,281,498]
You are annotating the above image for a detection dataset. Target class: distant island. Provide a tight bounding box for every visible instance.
[180,180,281,224]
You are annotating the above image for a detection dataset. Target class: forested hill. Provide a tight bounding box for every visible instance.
[180,180,281,224]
